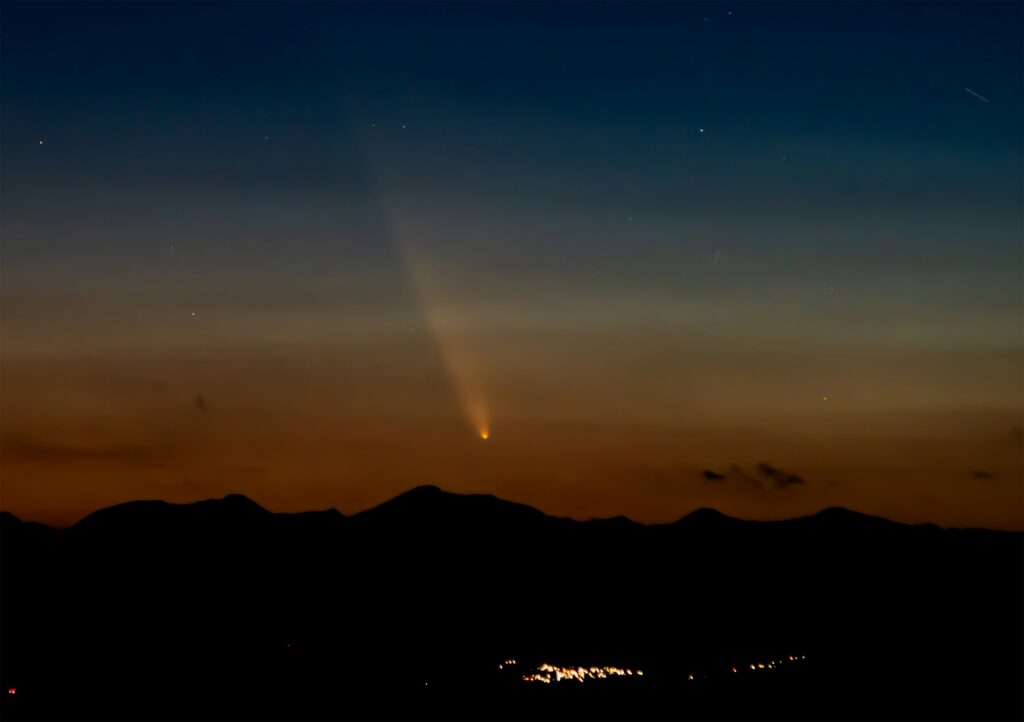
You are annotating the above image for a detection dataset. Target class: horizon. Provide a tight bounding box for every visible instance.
[6,484,1020,532]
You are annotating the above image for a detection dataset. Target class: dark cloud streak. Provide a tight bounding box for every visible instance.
[756,462,807,490]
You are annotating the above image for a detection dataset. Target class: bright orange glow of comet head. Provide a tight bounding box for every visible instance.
[480,430,489,440]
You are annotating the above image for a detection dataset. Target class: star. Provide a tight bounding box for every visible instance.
[37,139,44,145]
[698,128,705,134]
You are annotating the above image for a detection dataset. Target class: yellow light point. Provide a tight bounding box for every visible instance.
[480,430,489,440]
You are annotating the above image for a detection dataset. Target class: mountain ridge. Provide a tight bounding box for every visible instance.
[2,485,1016,534]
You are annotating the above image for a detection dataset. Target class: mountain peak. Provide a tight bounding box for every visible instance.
[674,507,739,527]
[814,506,859,517]
[811,506,878,522]
[200,493,268,513]
[353,485,549,527]
[395,484,445,499]
[800,506,904,530]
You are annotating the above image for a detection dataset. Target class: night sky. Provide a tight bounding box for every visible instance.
[1,2,1021,529]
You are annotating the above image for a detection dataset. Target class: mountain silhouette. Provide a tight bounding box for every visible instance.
[42,489,934,536]
[1,487,1020,721]
[71,493,273,534]
[671,506,747,530]
[0,510,57,535]
[351,484,553,532]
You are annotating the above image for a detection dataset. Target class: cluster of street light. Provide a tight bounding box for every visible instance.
[508,654,804,686]
[521,663,643,684]
[687,654,807,681]
[742,654,806,673]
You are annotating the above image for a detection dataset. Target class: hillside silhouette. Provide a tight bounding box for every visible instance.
[1,488,1020,721]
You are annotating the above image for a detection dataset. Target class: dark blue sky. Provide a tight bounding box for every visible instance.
[5,2,1020,210]
[1,2,1021,528]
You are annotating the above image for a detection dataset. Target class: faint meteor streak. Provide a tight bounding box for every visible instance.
[964,87,990,104]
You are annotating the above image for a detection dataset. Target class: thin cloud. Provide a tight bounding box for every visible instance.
[729,465,767,493]
[0,433,168,465]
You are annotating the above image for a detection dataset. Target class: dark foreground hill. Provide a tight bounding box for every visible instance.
[1,487,1021,721]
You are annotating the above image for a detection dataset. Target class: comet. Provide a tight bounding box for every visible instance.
[355,133,492,441]
[400,243,491,441]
